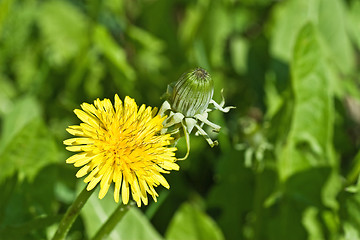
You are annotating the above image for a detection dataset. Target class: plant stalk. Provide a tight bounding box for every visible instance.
[52,186,95,240]
[92,202,131,240]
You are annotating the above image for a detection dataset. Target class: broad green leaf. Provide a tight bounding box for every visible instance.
[317,0,354,74]
[118,208,163,240]
[348,1,360,51]
[81,185,163,240]
[0,97,58,182]
[165,202,224,240]
[270,0,354,74]
[278,23,335,180]
[270,0,318,61]
[37,0,89,66]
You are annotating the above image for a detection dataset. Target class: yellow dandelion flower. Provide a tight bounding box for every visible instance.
[63,95,179,207]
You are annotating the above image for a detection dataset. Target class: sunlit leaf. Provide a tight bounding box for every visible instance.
[165,202,224,240]
[270,0,318,61]
[278,23,335,180]
[317,0,354,74]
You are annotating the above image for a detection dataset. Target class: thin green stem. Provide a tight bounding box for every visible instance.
[92,202,131,240]
[52,186,95,240]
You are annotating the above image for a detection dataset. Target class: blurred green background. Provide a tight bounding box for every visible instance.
[1,0,360,239]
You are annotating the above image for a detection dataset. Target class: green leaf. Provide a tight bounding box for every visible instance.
[270,0,354,74]
[119,208,163,240]
[93,25,135,82]
[165,202,224,240]
[278,23,335,180]
[270,0,318,61]
[317,0,354,74]
[37,0,89,66]
[0,96,58,182]
[348,1,360,51]
[81,184,163,240]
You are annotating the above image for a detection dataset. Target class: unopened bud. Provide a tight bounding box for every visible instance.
[170,68,214,117]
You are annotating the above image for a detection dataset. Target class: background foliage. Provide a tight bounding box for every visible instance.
[1,0,360,239]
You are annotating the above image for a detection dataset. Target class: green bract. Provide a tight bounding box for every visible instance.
[159,68,234,160]
[171,68,214,117]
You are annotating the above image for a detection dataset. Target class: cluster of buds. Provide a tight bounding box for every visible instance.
[159,68,234,159]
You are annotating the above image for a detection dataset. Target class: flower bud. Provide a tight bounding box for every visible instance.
[170,68,214,117]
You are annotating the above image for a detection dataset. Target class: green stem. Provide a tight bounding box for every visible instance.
[52,186,95,240]
[92,202,131,240]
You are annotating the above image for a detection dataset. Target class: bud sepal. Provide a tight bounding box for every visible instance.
[159,68,235,160]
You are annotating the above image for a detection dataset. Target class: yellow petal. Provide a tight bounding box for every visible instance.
[122,179,130,204]
[63,138,94,145]
[74,109,100,127]
[99,169,112,199]
[66,152,87,164]
[87,175,102,191]
[76,165,91,178]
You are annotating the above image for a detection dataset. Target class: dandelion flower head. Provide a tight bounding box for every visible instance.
[64,95,179,207]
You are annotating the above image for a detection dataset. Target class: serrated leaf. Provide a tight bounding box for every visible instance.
[165,202,224,240]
